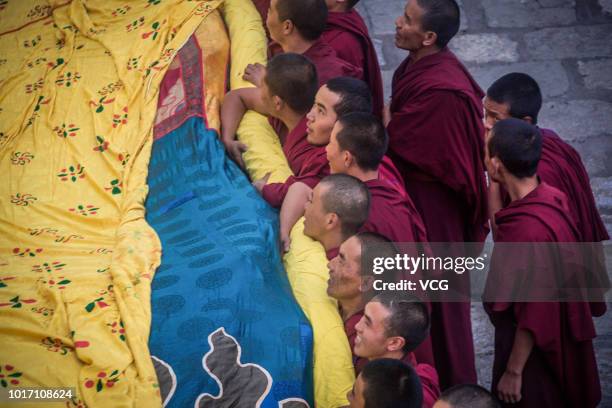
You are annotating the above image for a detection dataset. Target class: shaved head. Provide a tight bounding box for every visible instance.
[437,384,500,408]
[265,53,318,115]
[276,0,328,41]
[320,174,370,238]
[416,0,460,48]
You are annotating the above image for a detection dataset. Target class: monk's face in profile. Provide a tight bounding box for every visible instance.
[395,0,428,51]
[327,236,363,300]
[267,0,283,43]
[306,85,342,146]
[327,122,350,174]
[304,183,331,240]
[354,301,394,359]
[483,96,511,138]
[347,373,366,408]
[484,130,504,184]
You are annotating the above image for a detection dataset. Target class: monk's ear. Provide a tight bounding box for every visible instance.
[386,336,405,353]
[360,276,374,293]
[343,151,353,169]
[272,95,283,112]
[422,31,437,48]
[489,157,504,182]
[327,212,340,230]
[282,19,294,36]
[522,116,534,125]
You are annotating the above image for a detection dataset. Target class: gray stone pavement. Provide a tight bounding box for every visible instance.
[356,0,612,404]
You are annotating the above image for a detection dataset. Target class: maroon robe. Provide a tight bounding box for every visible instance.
[387,47,488,388]
[344,311,441,408]
[262,116,329,207]
[323,10,384,118]
[326,247,339,261]
[485,183,602,408]
[500,128,609,243]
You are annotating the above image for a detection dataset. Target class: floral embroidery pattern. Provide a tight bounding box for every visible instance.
[26,95,50,126]
[0,276,15,288]
[68,204,99,216]
[126,17,145,32]
[105,179,122,195]
[0,1,8,12]
[112,107,128,128]
[89,96,115,113]
[27,4,51,18]
[46,57,65,70]
[97,81,123,97]
[107,320,126,341]
[32,261,66,273]
[142,20,166,41]
[41,337,69,354]
[23,35,42,48]
[126,56,141,71]
[112,5,131,17]
[58,164,85,182]
[146,0,161,6]
[93,136,109,152]
[25,79,44,94]
[31,306,54,317]
[55,72,81,87]
[0,296,36,308]
[13,248,43,257]
[84,297,109,313]
[0,365,22,387]
[11,193,36,206]
[10,152,34,165]
[26,57,47,69]
[66,397,87,408]
[84,370,120,392]
[38,276,72,289]
[54,123,79,138]
[118,153,130,166]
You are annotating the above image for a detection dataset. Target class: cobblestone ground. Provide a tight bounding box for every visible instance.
[356,0,612,404]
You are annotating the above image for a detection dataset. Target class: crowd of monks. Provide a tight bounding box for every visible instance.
[220,0,610,407]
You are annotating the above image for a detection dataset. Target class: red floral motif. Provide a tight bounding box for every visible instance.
[194,1,213,16]
[41,337,69,354]
[126,56,140,71]
[117,153,130,166]
[66,396,87,408]
[84,370,120,392]
[0,296,36,308]
[53,123,79,138]
[31,306,54,316]
[0,364,22,387]
[89,96,115,113]
[55,72,81,87]
[25,78,44,93]
[93,136,109,152]
[57,164,85,182]
[23,35,41,48]
[13,248,43,257]
[146,0,161,6]
[10,151,34,165]
[68,204,99,216]
[105,179,122,195]
[27,4,51,18]
[26,57,47,69]
[112,107,128,128]
[141,20,166,41]
[38,276,71,289]
[46,57,64,70]
[126,17,145,32]
[97,81,123,97]
[112,5,131,17]
[107,320,126,341]
[10,193,36,206]
[0,276,15,288]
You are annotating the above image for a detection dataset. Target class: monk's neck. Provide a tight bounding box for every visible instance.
[408,46,441,65]
[320,229,344,252]
[339,298,363,321]
[506,176,539,202]
[328,5,350,13]
[347,168,379,183]
[376,350,404,361]
[280,111,305,132]
[281,36,317,55]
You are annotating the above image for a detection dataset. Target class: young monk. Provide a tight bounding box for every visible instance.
[386,0,487,388]
[484,72,609,243]
[244,0,361,89]
[323,0,384,117]
[348,359,423,408]
[302,174,370,260]
[353,293,441,407]
[221,53,330,209]
[434,384,500,408]
[484,118,603,408]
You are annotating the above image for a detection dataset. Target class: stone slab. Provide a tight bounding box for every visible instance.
[449,33,519,63]
[578,59,612,91]
[538,99,612,142]
[481,0,576,28]
[525,25,612,60]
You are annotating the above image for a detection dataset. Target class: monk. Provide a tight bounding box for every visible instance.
[323,0,384,117]
[220,53,329,208]
[484,72,609,243]
[483,118,603,407]
[434,384,500,408]
[279,77,404,249]
[354,292,441,407]
[244,0,361,89]
[386,0,487,388]
[348,359,423,408]
[302,174,370,260]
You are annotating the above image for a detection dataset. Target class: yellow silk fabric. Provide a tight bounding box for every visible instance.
[221,0,355,406]
[0,1,221,407]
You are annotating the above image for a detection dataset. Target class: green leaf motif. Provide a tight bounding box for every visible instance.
[0,282,6,288]
[85,302,95,313]
[58,279,71,285]
[96,379,103,392]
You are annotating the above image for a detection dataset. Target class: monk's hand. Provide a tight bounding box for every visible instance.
[280,233,291,253]
[252,172,271,194]
[223,139,248,169]
[382,102,392,127]
[497,370,522,404]
[243,63,266,88]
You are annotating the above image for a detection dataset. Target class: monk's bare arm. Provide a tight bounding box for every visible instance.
[497,328,534,403]
[488,179,503,238]
[220,88,270,167]
[279,182,312,252]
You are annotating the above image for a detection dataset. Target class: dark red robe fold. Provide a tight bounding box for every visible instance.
[326,247,339,261]
[344,310,440,408]
[485,183,602,408]
[501,128,609,243]
[323,10,384,118]
[262,116,330,207]
[387,48,488,388]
